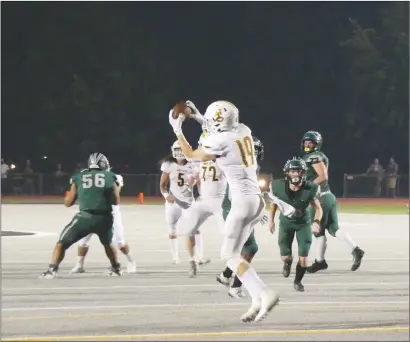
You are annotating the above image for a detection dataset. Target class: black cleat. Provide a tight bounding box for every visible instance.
[282,259,293,278]
[306,259,328,273]
[108,264,123,276]
[351,247,365,271]
[294,282,305,292]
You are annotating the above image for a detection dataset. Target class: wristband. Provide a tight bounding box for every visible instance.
[162,192,169,199]
[313,219,321,225]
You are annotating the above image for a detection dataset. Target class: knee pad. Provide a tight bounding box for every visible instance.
[77,241,89,248]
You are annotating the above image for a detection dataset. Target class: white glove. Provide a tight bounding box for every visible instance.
[186,100,204,125]
[115,174,124,188]
[259,213,269,225]
[168,109,186,136]
[262,191,295,217]
[181,184,193,198]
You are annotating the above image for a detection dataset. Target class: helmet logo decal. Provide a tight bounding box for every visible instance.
[213,109,224,122]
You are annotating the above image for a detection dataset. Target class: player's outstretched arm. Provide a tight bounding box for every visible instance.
[64,183,77,207]
[113,182,120,206]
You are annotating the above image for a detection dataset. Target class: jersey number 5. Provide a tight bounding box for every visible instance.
[177,173,184,187]
[235,136,254,167]
[82,173,105,188]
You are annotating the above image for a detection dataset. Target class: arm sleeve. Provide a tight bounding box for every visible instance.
[160,162,171,173]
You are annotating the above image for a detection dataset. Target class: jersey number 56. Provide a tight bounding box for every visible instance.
[82,173,106,188]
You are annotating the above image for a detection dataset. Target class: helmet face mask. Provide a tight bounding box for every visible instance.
[253,136,264,161]
[171,141,186,160]
[284,157,307,185]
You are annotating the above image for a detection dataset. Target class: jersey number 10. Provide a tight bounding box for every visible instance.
[235,136,255,167]
[82,173,106,188]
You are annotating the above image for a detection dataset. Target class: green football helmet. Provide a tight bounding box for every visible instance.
[283,157,307,185]
[301,131,323,153]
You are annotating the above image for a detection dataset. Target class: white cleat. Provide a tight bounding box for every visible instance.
[172,258,180,265]
[70,266,85,274]
[216,273,231,287]
[229,286,247,299]
[198,258,211,266]
[126,262,137,274]
[253,290,280,323]
[39,269,57,279]
[241,298,261,323]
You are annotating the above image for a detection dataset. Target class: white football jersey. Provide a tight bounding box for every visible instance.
[202,124,260,197]
[160,161,194,205]
[193,160,226,200]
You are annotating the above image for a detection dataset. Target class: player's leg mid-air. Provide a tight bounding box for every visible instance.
[71,174,136,274]
[217,136,266,299]
[169,100,279,323]
[270,157,323,292]
[39,153,122,279]
[301,131,365,272]
[159,137,207,264]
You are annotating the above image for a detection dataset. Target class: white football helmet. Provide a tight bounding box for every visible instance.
[171,140,187,159]
[204,101,239,134]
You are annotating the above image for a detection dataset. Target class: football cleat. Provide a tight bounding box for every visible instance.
[228,286,247,299]
[198,258,211,266]
[216,273,231,287]
[253,290,280,323]
[188,260,197,278]
[108,265,123,276]
[294,282,305,292]
[351,247,365,271]
[70,266,85,274]
[306,259,328,273]
[126,262,137,274]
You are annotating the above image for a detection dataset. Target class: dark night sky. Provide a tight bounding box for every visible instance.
[1,2,408,195]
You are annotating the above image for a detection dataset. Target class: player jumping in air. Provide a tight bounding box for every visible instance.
[39,153,122,279]
[269,157,322,292]
[169,100,279,323]
[216,136,268,298]
[301,131,365,273]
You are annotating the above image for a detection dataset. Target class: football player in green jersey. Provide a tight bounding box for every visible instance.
[301,131,365,273]
[269,157,322,292]
[39,153,122,279]
[216,136,268,298]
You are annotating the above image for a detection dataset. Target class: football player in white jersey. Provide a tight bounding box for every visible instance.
[71,173,137,274]
[169,100,279,323]
[160,140,208,264]
[178,131,227,277]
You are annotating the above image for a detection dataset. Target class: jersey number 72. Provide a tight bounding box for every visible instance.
[235,136,255,167]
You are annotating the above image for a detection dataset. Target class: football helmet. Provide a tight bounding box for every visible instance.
[301,131,323,153]
[171,140,186,160]
[204,101,239,134]
[253,136,264,161]
[283,157,307,185]
[88,153,110,171]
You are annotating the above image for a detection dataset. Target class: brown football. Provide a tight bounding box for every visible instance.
[172,101,192,119]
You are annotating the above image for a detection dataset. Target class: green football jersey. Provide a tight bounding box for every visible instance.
[271,179,319,227]
[303,151,330,192]
[70,169,117,213]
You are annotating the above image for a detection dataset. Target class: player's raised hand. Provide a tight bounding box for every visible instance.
[186,100,204,125]
[168,110,186,136]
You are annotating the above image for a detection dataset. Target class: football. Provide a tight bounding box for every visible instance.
[172,101,192,119]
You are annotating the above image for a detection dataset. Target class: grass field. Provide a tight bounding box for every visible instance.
[2,196,408,215]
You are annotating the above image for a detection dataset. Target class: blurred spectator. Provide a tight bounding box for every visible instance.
[385,157,399,198]
[24,159,35,195]
[365,158,384,197]
[1,158,9,195]
[54,164,66,194]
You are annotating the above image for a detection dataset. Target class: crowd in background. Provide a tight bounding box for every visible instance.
[0,156,403,198]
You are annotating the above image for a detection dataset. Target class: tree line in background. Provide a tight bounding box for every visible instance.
[2,2,408,178]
